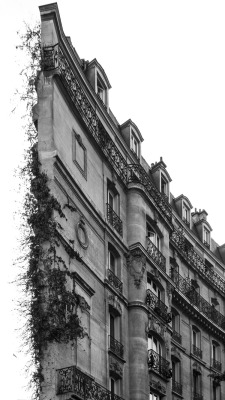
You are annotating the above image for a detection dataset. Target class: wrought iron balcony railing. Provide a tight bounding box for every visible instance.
[57,366,125,400]
[192,345,202,359]
[193,393,203,400]
[106,203,123,236]
[148,349,172,380]
[172,380,183,395]
[146,238,166,272]
[126,164,172,223]
[108,269,123,293]
[170,267,225,330]
[172,330,182,345]
[109,335,124,358]
[171,227,225,295]
[146,289,171,323]
[42,45,172,225]
[212,359,222,372]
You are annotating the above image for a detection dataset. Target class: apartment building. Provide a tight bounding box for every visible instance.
[36,3,225,400]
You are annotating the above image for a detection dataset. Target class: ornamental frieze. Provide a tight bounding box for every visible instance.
[127,248,146,288]
[146,314,166,338]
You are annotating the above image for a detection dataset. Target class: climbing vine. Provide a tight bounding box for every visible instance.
[16,24,84,399]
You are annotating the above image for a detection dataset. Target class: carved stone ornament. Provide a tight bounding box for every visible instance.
[76,217,89,249]
[109,355,123,380]
[78,295,90,312]
[154,211,159,224]
[149,267,161,283]
[127,248,146,288]
[171,346,182,360]
[193,361,202,374]
[146,314,166,338]
[150,379,166,395]
[108,294,122,316]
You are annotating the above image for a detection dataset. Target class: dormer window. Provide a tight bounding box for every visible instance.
[160,173,168,197]
[203,227,210,248]
[183,202,190,227]
[97,74,106,104]
[130,129,139,157]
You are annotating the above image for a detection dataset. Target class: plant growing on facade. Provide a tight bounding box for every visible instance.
[16,23,84,399]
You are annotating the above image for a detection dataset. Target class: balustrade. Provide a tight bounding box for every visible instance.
[212,359,222,372]
[171,228,225,294]
[193,393,203,400]
[106,203,123,236]
[146,238,166,272]
[170,267,225,330]
[172,380,183,395]
[108,269,123,293]
[148,349,172,379]
[146,289,171,323]
[172,330,182,345]
[57,366,125,399]
[192,345,202,359]
[109,335,124,358]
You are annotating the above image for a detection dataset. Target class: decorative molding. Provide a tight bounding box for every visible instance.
[193,361,202,374]
[76,217,89,249]
[108,294,122,316]
[109,355,123,380]
[171,346,182,360]
[72,272,95,297]
[127,248,146,288]
[150,379,166,395]
[146,314,166,338]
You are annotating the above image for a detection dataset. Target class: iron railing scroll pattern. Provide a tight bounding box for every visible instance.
[146,289,171,323]
[212,359,222,372]
[148,349,172,380]
[170,266,225,330]
[192,345,202,359]
[146,238,166,272]
[57,366,125,400]
[171,227,225,295]
[106,204,123,237]
[172,380,183,395]
[108,269,123,293]
[109,335,124,359]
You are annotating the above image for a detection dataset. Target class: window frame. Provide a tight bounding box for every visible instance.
[130,128,140,157]
[72,131,87,179]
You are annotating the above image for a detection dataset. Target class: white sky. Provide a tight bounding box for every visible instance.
[1,1,225,399]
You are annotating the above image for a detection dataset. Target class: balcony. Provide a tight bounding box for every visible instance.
[193,393,203,400]
[212,359,222,372]
[106,203,123,236]
[57,366,125,400]
[171,227,225,295]
[172,380,183,395]
[172,330,182,345]
[146,238,166,272]
[170,267,225,330]
[108,269,123,294]
[192,345,202,359]
[109,335,124,359]
[146,289,172,323]
[148,349,172,380]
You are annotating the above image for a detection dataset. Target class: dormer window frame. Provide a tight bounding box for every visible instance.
[182,201,190,227]
[96,72,107,105]
[130,128,140,159]
[160,172,169,198]
[203,225,210,249]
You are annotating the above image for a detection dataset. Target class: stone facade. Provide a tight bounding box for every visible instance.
[36,4,225,400]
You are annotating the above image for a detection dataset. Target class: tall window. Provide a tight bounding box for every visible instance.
[192,326,202,359]
[97,75,106,104]
[130,129,139,157]
[193,371,201,397]
[148,335,162,356]
[203,227,210,247]
[147,224,160,249]
[160,174,168,196]
[147,279,161,301]
[172,308,182,344]
[108,245,120,276]
[183,202,190,226]
[212,341,221,371]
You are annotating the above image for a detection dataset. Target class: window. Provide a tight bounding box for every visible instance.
[172,358,182,395]
[72,131,87,178]
[109,310,124,358]
[192,327,202,359]
[130,130,139,157]
[147,224,160,250]
[183,202,190,226]
[172,308,182,345]
[150,393,160,400]
[147,279,161,301]
[107,181,123,236]
[97,74,106,104]
[212,341,221,371]
[193,371,201,397]
[148,335,162,356]
[107,243,122,292]
[160,174,168,196]
[203,227,210,248]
